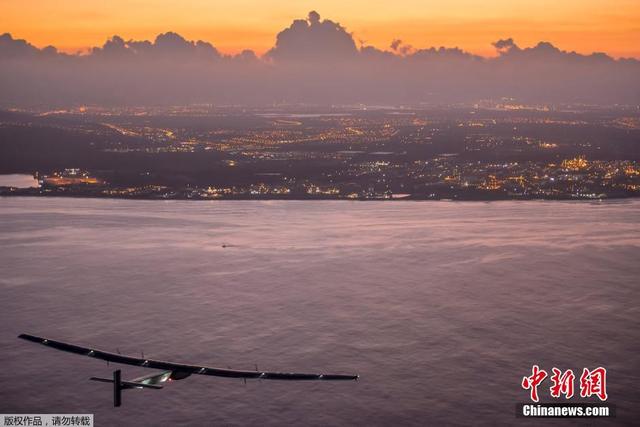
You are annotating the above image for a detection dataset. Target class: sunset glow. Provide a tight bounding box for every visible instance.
[2,0,639,58]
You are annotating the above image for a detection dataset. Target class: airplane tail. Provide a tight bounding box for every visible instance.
[113,370,122,407]
[90,369,163,407]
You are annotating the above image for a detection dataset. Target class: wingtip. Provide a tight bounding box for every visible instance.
[18,333,42,343]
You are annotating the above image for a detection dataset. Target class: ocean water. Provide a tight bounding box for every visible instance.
[1,198,638,426]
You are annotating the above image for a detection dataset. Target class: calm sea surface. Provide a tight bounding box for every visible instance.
[1,198,639,426]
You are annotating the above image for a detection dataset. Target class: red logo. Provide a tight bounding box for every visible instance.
[522,366,607,402]
[580,367,608,401]
[521,365,548,402]
[550,368,575,399]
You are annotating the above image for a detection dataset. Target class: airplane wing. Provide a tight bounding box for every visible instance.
[18,333,358,381]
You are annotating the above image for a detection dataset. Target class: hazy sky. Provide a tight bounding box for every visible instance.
[2,0,639,58]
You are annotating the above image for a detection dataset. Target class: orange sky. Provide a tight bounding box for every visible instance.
[2,0,639,58]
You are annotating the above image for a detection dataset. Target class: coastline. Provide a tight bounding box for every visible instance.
[2,191,638,203]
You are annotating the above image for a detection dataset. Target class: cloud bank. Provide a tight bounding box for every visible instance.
[1,11,638,106]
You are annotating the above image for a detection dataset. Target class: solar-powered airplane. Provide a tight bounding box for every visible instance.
[18,334,358,407]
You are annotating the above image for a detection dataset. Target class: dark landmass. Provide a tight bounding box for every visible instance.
[1,104,639,201]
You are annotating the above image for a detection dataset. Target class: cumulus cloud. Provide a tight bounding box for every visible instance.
[389,39,415,56]
[266,11,358,61]
[90,32,220,60]
[0,13,638,106]
[0,33,40,58]
[493,38,518,54]
[410,46,477,60]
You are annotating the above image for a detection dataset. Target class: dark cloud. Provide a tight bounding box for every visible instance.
[389,39,415,56]
[266,11,358,61]
[0,12,638,106]
[233,49,259,61]
[360,45,397,60]
[91,32,220,60]
[493,38,518,54]
[0,33,40,58]
[409,46,476,60]
[92,35,129,57]
[308,10,321,25]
